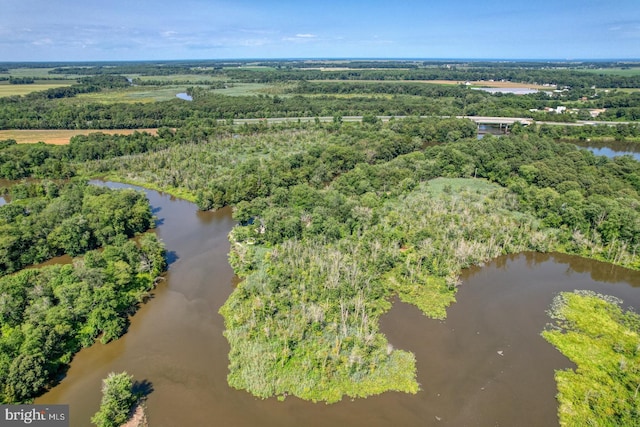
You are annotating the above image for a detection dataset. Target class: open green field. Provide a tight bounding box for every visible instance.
[133,74,226,83]
[5,68,57,78]
[426,177,502,195]
[209,82,275,96]
[229,65,278,71]
[0,82,74,97]
[582,67,640,77]
[4,68,81,79]
[73,82,272,103]
[74,86,191,103]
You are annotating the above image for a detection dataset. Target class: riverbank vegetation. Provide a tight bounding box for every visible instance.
[543,291,640,426]
[0,232,165,403]
[0,181,165,403]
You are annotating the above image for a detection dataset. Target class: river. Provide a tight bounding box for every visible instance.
[36,183,640,426]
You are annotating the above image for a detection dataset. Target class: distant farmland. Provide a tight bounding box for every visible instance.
[0,129,159,145]
[0,82,74,97]
[424,80,552,89]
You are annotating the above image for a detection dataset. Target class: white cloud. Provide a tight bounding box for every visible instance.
[283,33,320,43]
[32,38,53,46]
[161,30,179,38]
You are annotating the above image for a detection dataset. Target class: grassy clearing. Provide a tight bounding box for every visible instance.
[0,82,74,97]
[5,68,58,78]
[598,88,640,93]
[74,86,190,103]
[90,172,198,204]
[0,129,158,145]
[210,83,275,96]
[426,177,502,195]
[425,80,552,89]
[582,68,640,77]
[232,66,278,71]
[308,79,552,90]
[133,74,226,83]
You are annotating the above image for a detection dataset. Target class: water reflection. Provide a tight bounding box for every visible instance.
[572,140,640,161]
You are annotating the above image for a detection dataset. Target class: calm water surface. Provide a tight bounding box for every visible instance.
[37,183,640,426]
[572,139,640,161]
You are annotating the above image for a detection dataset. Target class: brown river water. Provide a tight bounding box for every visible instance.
[35,183,640,426]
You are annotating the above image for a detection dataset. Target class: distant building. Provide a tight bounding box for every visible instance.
[543,106,568,114]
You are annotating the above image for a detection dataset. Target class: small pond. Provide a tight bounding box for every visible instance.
[176,92,193,101]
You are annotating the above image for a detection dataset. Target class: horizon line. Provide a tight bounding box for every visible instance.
[2,57,640,65]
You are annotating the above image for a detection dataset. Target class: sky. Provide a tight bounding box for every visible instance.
[1,0,639,62]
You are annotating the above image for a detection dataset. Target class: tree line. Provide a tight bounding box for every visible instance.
[0,180,155,274]
[223,66,640,88]
[81,118,476,211]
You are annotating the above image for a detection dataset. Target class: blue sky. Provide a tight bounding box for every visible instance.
[1,0,639,61]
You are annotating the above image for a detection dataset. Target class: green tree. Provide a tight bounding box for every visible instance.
[4,353,48,402]
[91,372,136,427]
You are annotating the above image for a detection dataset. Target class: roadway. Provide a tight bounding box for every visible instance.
[226,116,635,127]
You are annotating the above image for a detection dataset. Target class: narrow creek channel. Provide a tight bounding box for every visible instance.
[36,183,640,426]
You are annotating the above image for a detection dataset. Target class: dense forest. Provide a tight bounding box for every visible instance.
[0,181,155,273]
[1,60,639,424]
[0,233,165,403]
[0,180,165,403]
